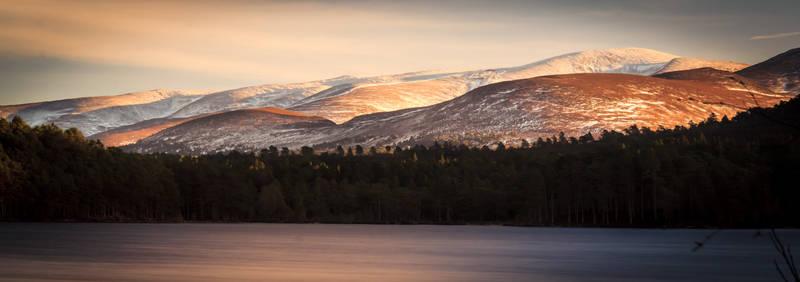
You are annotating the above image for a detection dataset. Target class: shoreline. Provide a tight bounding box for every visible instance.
[1,220,796,229]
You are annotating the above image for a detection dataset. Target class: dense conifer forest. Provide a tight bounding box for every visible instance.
[1,95,799,227]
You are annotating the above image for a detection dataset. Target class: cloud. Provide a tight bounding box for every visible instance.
[0,0,519,78]
[750,31,800,40]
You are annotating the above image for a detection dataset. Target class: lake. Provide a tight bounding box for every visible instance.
[0,223,796,281]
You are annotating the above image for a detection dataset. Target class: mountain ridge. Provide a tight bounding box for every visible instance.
[654,58,749,74]
[124,70,793,154]
[736,47,800,93]
[5,47,798,152]
[1,47,680,131]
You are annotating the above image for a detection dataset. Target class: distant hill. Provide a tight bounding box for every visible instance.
[736,47,800,93]
[125,71,792,154]
[653,57,749,74]
[129,107,334,154]
[1,48,678,140]
[5,47,799,153]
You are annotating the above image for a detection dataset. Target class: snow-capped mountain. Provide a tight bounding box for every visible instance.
[493,47,678,83]
[53,94,207,136]
[654,58,749,74]
[165,76,369,119]
[0,89,211,129]
[124,69,793,154]
[1,47,679,140]
[285,47,680,124]
[286,76,474,124]
[7,47,798,152]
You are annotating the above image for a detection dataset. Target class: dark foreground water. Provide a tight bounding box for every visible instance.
[0,224,796,281]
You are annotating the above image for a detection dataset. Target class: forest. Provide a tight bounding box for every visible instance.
[1,95,799,227]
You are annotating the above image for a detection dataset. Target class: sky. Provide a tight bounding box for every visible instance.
[0,0,799,105]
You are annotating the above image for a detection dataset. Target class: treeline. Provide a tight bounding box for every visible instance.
[1,96,800,226]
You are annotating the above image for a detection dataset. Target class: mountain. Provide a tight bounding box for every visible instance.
[87,115,209,147]
[51,94,209,136]
[125,71,792,154]
[653,67,777,96]
[654,58,749,74]
[284,48,678,123]
[310,73,792,149]
[164,76,370,119]
[494,47,677,82]
[13,47,799,154]
[0,89,211,131]
[128,107,334,154]
[287,75,475,124]
[118,48,800,154]
[1,48,678,139]
[54,77,364,136]
[736,47,800,93]
[85,70,487,144]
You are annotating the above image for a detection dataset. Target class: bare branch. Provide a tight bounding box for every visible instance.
[776,259,790,282]
[769,229,800,282]
[691,229,722,252]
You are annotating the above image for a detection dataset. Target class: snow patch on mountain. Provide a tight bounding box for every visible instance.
[5,89,210,127]
[493,48,678,83]
[54,94,206,136]
[286,48,679,123]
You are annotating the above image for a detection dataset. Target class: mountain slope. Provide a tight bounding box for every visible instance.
[0,48,679,135]
[52,94,207,136]
[654,58,749,74]
[127,72,792,154]
[494,48,677,83]
[312,73,790,149]
[87,115,211,147]
[736,47,800,93]
[0,102,42,119]
[286,48,678,123]
[654,68,778,96]
[166,76,368,119]
[0,89,210,127]
[287,76,474,123]
[128,108,335,154]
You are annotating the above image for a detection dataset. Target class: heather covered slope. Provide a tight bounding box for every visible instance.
[286,47,678,124]
[127,73,791,153]
[313,73,790,149]
[129,107,335,154]
[88,115,210,147]
[287,76,475,124]
[7,47,798,151]
[736,47,800,93]
[654,68,779,96]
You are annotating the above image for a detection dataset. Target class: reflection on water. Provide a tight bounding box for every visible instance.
[0,223,796,281]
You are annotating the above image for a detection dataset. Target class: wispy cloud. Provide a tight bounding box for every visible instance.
[750,31,800,40]
[0,0,510,80]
